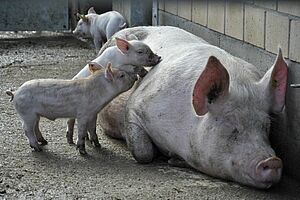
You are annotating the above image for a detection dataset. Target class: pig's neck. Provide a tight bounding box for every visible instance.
[86,72,120,113]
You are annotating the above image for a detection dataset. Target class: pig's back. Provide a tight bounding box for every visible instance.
[126,26,261,156]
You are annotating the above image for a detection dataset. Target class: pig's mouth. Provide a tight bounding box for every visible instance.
[146,55,162,67]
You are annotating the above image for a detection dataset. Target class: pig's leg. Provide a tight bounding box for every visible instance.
[35,118,48,145]
[87,115,101,148]
[76,119,88,155]
[66,118,75,145]
[93,37,103,53]
[126,122,154,163]
[22,115,42,152]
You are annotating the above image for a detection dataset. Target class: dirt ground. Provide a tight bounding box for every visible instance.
[1,32,300,200]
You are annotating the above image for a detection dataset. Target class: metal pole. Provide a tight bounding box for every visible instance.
[152,0,159,26]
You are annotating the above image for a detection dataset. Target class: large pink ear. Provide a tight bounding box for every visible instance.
[192,56,230,116]
[116,37,130,54]
[260,48,288,113]
[88,7,96,14]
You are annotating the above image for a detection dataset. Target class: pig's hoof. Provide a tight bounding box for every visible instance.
[77,145,87,155]
[66,131,74,145]
[39,140,48,146]
[79,149,87,155]
[91,140,101,148]
[30,145,42,152]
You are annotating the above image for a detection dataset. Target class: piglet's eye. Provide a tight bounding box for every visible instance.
[119,74,125,78]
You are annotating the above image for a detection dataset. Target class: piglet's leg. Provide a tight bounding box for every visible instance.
[87,115,101,148]
[66,118,75,145]
[93,37,103,54]
[35,117,48,145]
[22,115,42,152]
[76,119,88,155]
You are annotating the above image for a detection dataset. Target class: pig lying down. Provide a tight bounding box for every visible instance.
[98,26,288,188]
[6,63,138,155]
[66,37,161,145]
[73,7,127,53]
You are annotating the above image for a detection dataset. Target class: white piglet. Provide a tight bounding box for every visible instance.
[66,37,161,144]
[6,63,137,155]
[73,7,127,53]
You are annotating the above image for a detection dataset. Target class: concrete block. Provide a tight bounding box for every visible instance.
[207,0,225,33]
[278,0,300,17]
[265,12,289,57]
[225,1,243,40]
[165,0,177,15]
[159,11,178,27]
[178,0,191,20]
[159,0,164,10]
[244,5,265,48]
[290,20,300,62]
[192,0,207,26]
[254,0,277,10]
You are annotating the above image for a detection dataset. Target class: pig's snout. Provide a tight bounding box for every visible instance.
[255,156,282,187]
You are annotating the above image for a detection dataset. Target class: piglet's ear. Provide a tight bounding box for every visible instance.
[192,56,230,116]
[88,7,96,14]
[116,37,130,54]
[88,62,103,73]
[105,63,115,82]
[259,48,288,113]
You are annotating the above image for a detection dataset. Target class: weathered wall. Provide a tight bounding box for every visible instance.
[159,0,300,181]
[112,0,152,26]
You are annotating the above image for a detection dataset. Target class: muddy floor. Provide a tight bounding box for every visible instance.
[1,32,300,200]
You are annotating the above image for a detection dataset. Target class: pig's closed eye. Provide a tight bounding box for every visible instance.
[137,50,144,54]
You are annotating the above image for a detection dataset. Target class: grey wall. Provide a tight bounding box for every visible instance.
[112,0,152,26]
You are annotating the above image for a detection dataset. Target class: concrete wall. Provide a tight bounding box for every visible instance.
[159,0,300,181]
[112,0,152,26]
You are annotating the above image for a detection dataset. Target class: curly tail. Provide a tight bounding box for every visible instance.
[5,90,14,102]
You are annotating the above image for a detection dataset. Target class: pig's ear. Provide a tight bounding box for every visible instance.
[88,62,102,73]
[77,13,89,23]
[105,63,115,82]
[192,56,230,116]
[88,7,96,14]
[259,48,288,113]
[116,37,131,54]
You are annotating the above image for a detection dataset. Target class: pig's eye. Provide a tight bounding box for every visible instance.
[119,73,125,78]
[137,50,144,54]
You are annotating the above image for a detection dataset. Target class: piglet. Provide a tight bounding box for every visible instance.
[73,7,127,53]
[6,63,137,155]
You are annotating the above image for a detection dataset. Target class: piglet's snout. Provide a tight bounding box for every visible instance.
[256,156,282,183]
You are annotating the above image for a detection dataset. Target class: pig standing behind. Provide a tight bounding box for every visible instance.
[73,7,127,53]
[98,26,288,189]
[6,63,137,155]
[66,37,161,145]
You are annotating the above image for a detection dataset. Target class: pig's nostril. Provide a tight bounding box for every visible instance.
[255,156,282,183]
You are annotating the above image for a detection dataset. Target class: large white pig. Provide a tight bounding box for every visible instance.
[73,7,127,52]
[98,26,288,189]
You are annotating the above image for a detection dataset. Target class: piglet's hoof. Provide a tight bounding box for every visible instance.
[66,132,75,145]
[90,140,101,148]
[77,145,87,155]
[39,139,48,146]
[30,145,42,152]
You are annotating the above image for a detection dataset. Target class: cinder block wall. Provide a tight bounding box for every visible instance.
[159,0,300,180]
